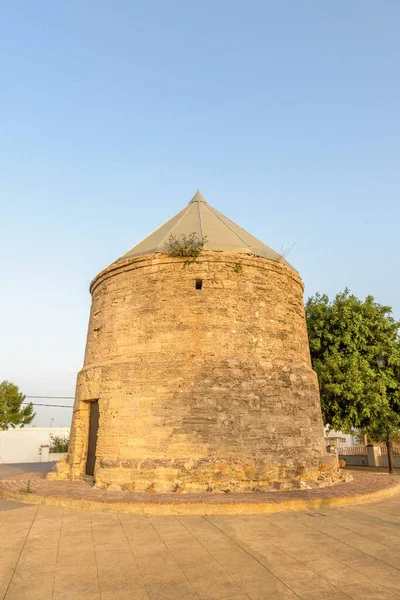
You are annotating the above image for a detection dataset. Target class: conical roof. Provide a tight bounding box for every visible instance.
[117,191,295,270]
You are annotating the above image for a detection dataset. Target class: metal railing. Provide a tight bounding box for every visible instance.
[375,444,400,456]
[338,446,367,455]
[338,444,400,456]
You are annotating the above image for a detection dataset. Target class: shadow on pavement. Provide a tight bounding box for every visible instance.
[0,497,31,511]
[0,462,55,511]
[345,465,400,474]
[0,462,55,479]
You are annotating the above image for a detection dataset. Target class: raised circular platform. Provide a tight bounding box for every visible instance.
[1,470,399,515]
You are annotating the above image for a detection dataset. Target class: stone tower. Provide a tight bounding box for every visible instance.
[51,191,337,492]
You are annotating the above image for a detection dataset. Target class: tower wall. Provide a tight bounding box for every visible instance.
[57,251,336,492]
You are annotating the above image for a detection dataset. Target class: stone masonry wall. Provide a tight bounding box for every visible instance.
[51,251,337,492]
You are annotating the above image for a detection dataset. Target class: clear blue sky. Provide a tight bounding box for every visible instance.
[1,1,399,426]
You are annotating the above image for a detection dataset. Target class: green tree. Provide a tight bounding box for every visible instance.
[306,290,400,472]
[0,381,35,430]
[354,428,400,445]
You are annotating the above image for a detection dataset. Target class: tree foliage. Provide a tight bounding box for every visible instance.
[353,428,400,445]
[306,290,400,436]
[362,423,400,445]
[0,381,35,430]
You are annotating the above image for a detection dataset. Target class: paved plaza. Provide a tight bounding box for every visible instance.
[1,467,399,515]
[1,482,400,600]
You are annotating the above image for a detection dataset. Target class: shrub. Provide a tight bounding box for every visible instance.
[165,233,206,258]
[49,434,69,453]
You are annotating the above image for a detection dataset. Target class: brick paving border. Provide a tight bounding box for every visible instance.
[0,470,399,514]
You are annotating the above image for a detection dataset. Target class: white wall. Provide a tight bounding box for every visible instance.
[339,454,368,466]
[0,427,70,464]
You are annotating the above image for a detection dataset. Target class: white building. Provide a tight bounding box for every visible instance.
[0,427,70,463]
[324,428,358,449]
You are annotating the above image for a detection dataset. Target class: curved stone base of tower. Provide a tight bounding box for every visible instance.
[50,250,340,493]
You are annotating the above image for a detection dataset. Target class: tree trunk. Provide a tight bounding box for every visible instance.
[386,430,396,474]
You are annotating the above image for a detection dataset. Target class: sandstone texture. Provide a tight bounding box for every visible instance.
[50,250,339,492]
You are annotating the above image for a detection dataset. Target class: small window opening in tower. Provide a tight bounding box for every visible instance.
[195,279,203,290]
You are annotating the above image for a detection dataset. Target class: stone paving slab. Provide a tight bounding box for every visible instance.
[0,470,399,514]
[2,496,400,599]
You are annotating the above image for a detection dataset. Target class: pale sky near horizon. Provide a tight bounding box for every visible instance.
[1,2,399,426]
